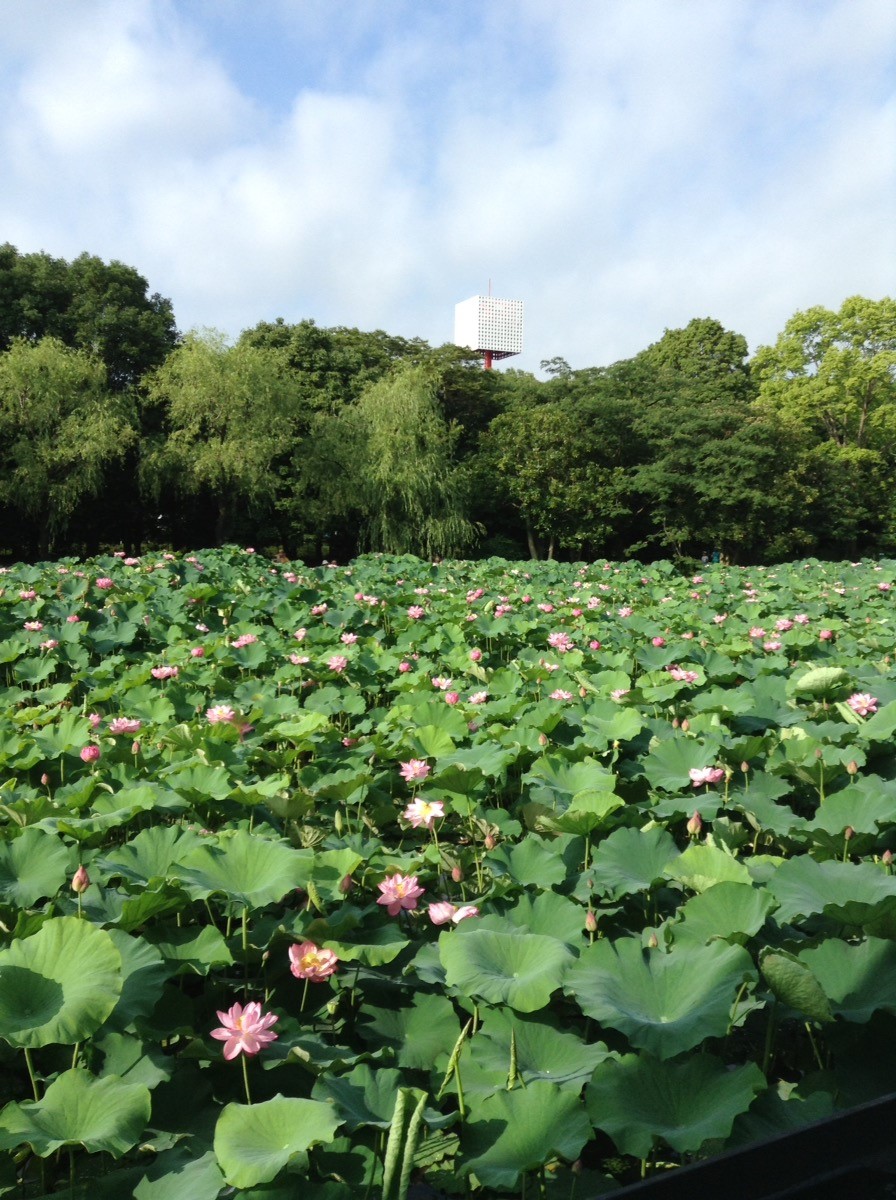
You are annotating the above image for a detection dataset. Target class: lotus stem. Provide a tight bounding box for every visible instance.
[23,1047,40,1101]
[241,1053,252,1105]
[397,1091,427,1200]
[381,1087,408,1200]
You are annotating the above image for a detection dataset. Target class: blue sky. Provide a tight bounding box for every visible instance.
[1,0,893,374]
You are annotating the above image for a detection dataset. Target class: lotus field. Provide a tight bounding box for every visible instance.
[4,549,896,1198]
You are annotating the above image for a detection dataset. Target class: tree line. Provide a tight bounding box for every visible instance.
[0,242,893,564]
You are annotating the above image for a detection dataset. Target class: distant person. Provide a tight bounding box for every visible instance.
[712,549,721,564]
[701,551,709,565]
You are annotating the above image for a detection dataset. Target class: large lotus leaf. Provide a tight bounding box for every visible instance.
[162,764,232,801]
[472,1009,614,1091]
[759,950,834,1023]
[766,857,896,925]
[360,994,460,1070]
[858,700,896,743]
[133,1148,224,1200]
[799,937,896,1022]
[489,835,570,889]
[787,666,851,698]
[585,826,680,900]
[726,1088,835,1150]
[304,849,365,905]
[586,1054,765,1158]
[311,1064,401,1130]
[641,736,718,791]
[809,779,896,836]
[174,832,313,909]
[144,924,234,975]
[487,890,587,947]
[104,929,172,1030]
[462,1082,591,1190]
[0,827,71,907]
[665,844,751,893]
[101,825,202,885]
[675,882,777,945]
[323,923,410,967]
[0,917,122,1047]
[440,926,575,1013]
[213,1096,341,1188]
[407,724,456,758]
[565,937,756,1058]
[0,1068,150,1157]
[523,755,617,804]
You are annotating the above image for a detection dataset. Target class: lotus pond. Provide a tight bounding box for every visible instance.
[1,549,896,1199]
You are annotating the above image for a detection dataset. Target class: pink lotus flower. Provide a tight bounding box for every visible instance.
[95,578,114,590]
[88,712,102,729]
[847,693,878,717]
[668,666,699,684]
[775,618,793,632]
[19,589,36,600]
[231,633,258,648]
[618,606,633,618]
[652,636,666,647]
[428,901,480,926]
[377,872,425,916]
[293,627,306,642]
[403,798,445,829]
[819,629,834,641]
[108,717,142,735]
[589,639,602,650]
[206,704,236,724]
[210,1001,279,1060]
[288,941,339,981]
[548,631,574,652]
[151,666,178,679]
[327,654,348,673]
[689,766,725,787]
[749,627,767,639]
[550,689,573,701]
[468,691,488,704]
[763,641,783,652]
[40,639,59,650]
[23,621,43,631]
[406,604,426,621]
[341,632,358,644]
[289,653,310,665]
[80,745,101,763]
[398,661,412,673]
[431,676,453,690]
[469,648,482,662]
[310,604,328,616]
[444,691,460,705]
[190,646,205,658]
[610,688,630,701]
[400,759,431,783]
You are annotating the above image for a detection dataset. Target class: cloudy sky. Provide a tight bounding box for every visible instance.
[2,0,893,374]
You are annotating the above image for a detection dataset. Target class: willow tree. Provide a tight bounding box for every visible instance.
[0,337,135,555]
[327,363,479,558]
[143,331,301,545]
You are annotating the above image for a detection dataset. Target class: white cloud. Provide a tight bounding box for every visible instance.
[0,0,892,372]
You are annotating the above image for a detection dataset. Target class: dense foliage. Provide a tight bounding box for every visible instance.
[2,549,896,1196]
[0,243,894,564]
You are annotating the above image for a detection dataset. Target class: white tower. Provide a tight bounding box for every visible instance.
[454,294,524,369]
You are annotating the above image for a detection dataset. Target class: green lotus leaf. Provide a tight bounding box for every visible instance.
[809,778,896,836]
[472,1009,614,1091]
[440,926,575,1013]
[132,1148,224,1200]
[0,1068,150,1157]
[727,1088,835,1150]
[0,917,122,1047]
[462,1082,592,1189]
[766,857,896,925]
[0,827,71,907]
[787,666,851,698]
[665,844,752,893]
[799,937,896,1021]
[585,826,680,900]
[104,929,172,1030]
[675,881,776,945]
[144,924,234,975]
[641,736,718,791]
[759,950,834,1023]
[489,834,570,889]
[101,824,202,885]
[566,937,756,1058]
[214,1096,341,1188]
[488,890,587,947]
[311,1064,402,1130]
[360,993,460,1070]
[174,832,313,909]
[586,1053,765,1158]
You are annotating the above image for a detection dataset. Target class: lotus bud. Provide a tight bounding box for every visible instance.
[741,761,750,774]
[451,865,464,883]
[538,732,548,746]
[647,932,659,949]
[815,747,823,759]
[844,826,854,842]
[847,760,859,776]
[883,849,893,867]
[671,717,680,729]
[339,874,353,894]
[681,719,690,732]
[40,773,49,787]
[585,909,598,933]
[131,741,141,755]
[687,811,703,838]
[71,865,90,894]
[484,833,496,851]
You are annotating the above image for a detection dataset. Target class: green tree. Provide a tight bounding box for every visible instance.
[0,244,177,390]
[321,363,479,558]
[142,332,301,545]
[0,338,135,555]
